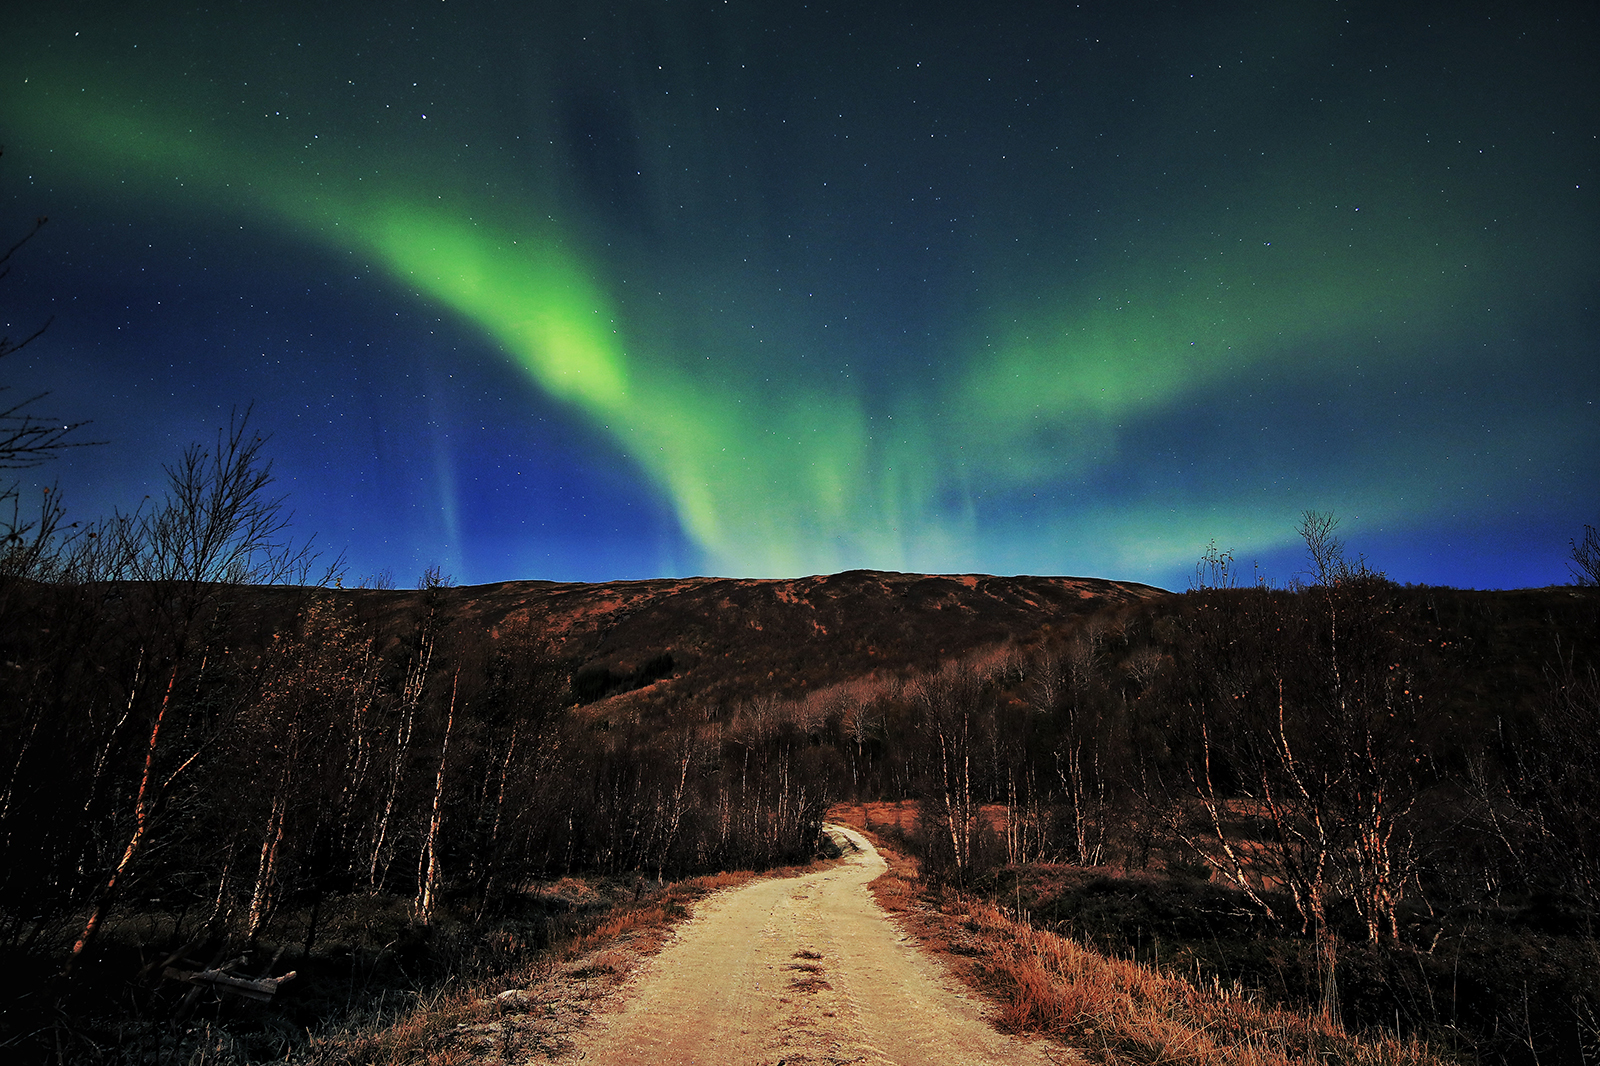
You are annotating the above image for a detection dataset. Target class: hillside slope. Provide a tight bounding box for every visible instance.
[433,570,1167,707]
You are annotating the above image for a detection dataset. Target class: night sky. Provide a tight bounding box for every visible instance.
[2,1,1594,589]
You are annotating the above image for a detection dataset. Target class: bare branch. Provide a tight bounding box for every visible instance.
[1571,522,1600,586]
[117,405,326,595]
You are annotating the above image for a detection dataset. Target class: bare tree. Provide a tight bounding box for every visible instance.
[1,167,94,579]
[0,201,85,474]
[1571,521,1600,586]
[1296,510,1378,589]
[416,668,459,923]
[1167,516,1427,1023]
[908,662,984,881]
[65,408,324,971]
[1495,657,1600,909]
[116,405,327,601]
[1041,635,1112,866]
[0,484,69,584]
[366,578,442,890]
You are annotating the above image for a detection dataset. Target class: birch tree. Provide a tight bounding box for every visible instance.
[66,409,324,971]
[909,662,984,882]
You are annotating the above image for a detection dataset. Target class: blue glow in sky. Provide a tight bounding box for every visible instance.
[1,1,1594,587]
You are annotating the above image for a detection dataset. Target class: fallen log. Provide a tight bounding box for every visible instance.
[162,966,297,1003]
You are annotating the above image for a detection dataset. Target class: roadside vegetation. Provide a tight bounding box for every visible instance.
[287,867,764,1066]
[837,805,1447,1066]
[0,409,827,1062]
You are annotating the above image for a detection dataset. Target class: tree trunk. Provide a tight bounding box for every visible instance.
[67,665,198,973]
[246,794,287,942]
[416,669,457,923]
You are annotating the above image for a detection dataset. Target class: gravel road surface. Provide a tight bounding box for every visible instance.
[566,824,1060,1065]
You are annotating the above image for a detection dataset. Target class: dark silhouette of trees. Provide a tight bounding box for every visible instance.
[1037,623,1117,866]
[0,191,79,472]
[0,165,92,589]
[64,409,330,972]
[1572,521,1600,586]
[1493,656,1600,911]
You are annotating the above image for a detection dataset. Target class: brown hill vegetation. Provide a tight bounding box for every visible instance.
[410,569,1162,705]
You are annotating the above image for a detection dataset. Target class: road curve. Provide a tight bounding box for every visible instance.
[566,824,1057,1065]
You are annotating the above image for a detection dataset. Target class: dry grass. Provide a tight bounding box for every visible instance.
[831,799,922,837]
[295,863,838,1064]
[284,875,740,1064]
[831,798,1018,841]
[784,954,833,994]
[951,899,1443,1066]
[828,811,1451,1066]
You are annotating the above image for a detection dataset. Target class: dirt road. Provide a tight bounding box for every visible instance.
[565,824,1060,1065]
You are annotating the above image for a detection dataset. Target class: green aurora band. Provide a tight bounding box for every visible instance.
[3,12,1590,579]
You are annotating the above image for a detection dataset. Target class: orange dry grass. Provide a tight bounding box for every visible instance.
[840,818,1447,1066]
[310,987,483,1066]
[571,869,754,955]
[830,798,1013,837]
[957,899,1440,1066]
[832,799,920,835]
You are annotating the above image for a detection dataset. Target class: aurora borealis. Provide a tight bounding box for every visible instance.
[1,1,1594,587]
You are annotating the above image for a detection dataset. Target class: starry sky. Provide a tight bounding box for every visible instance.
[1,0,1595,589]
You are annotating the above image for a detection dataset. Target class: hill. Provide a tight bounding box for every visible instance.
[434,569,1165,705]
